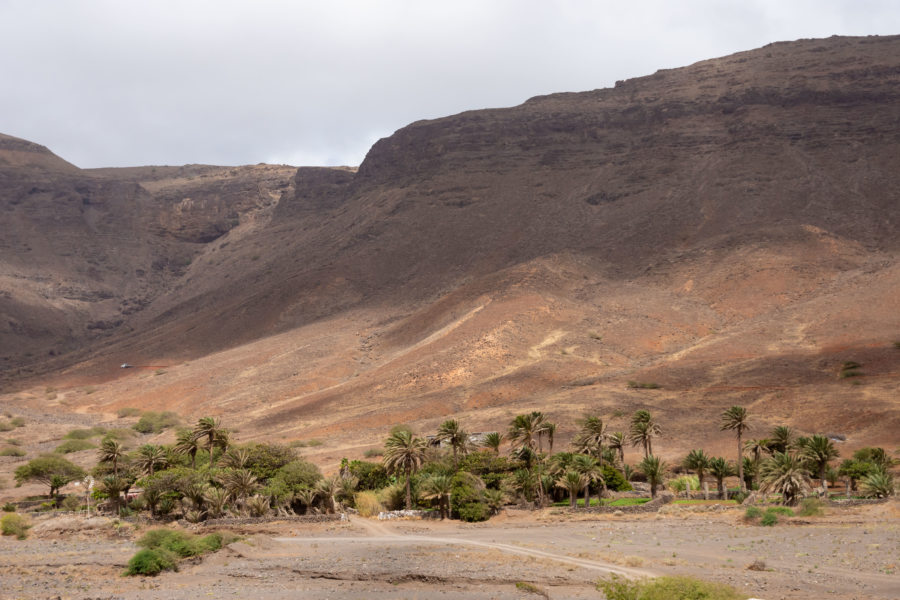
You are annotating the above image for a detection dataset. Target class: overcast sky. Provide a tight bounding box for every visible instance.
[1,1,898,168]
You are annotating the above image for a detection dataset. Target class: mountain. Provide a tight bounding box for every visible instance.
[2,35,898,464]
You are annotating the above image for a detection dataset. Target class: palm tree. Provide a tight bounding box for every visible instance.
[629,410,661,458]
[573,415,607,463]
[508,413,547,504]
[682,449,710,498]
[98,438,126,477]
[382,430,427,510]
[861,469,895,498]
[316,476,341,514]
[556,470,588,508]
[572,453,604,506]
[295,488,318,514]
[720,406,750,492]
[481,432,503,455]
[435,419,470,466]
[638,455,666,498]
[545,422,557,453]
[220,469,259,514]
[744,438,771,489]
[607,431,626,467]
[769,426,795,454]
[799,434,839,495]
[204,487,229,518]
[193,417,228,465]
[421,474,453,519]
[759,452,812,505]
[100,475,130,515]
[707,457,734,500]
[173,428,201,469]
[529,412,551,453]
[135,444,168,477]
[221,447,251,470]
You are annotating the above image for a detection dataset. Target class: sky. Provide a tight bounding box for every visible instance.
[1,0,898,168]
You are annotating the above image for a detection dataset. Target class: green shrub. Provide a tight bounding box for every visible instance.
[6,438,22,446]
[124,548,178,576]
[2,502,16,512]
[133,411,180,434]
[64,427,104,440]
[60,495,82,511]
[603,465,633,492]
[0,421,13,432]
[138,529,206,557]
[117,407,142,418]
[515,581,549,597]
[1,513,30,539]
[0,447,26,457]
[627,381,661,389]
[597,575,744,600]
[450,472,489,522]
[893,341,900,349]
[797,498,823,517]
[744,506,763,520]
[10,417,24,427]
[363,448,383,458]
[760,512,778,526]
[767,506,794,516]
[54,439,96,454]
[348,460,391,490]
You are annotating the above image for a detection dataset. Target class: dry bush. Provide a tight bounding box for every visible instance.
[354,491,384,517]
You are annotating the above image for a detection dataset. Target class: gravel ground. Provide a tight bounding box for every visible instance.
[1,503,897,600]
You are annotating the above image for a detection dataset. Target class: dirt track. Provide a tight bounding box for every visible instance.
[2,502,897,599]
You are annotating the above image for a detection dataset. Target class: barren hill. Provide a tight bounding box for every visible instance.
[2,35,899,466]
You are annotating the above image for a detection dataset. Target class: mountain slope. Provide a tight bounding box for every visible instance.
[2,35,899,462]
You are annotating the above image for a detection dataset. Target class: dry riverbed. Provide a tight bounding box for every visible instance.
[1,502,897,599]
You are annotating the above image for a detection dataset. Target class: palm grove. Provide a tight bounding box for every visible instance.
[12,407,895,521]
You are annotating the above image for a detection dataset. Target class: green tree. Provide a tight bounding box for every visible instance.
[682,449,710,498]
[572,453,604,506]
[193,417,229,466]
[628,410,660,459]
[556,470,588,508]
[508,413,548,504]
[382,430,427,510]
[720,406,750,492]
[707,457,734,500]
[607,431,626,467]
[638,455,666,498]
[768,426,795,454]
[219,469,258,514]
[480,432,503,455]
[173,428,201,469]
[799,435,839,495]
[421,474,453,519]
[98,438,126,477]
[759,452,812,506]
[134,444,168,477]
[14,455,86,502]
[435,419,470,467]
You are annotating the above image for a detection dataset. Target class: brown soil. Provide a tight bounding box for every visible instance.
[2,502,897,599]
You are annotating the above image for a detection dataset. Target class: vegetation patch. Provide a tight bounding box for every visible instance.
[627,381,661,389]
[133,411,180,434]
[515,581,549,597]
[125,528,238,576]
[597,575,744,600]
[1,513,30,539]
[0,446,26,457]
[64,426,106,440]
[54,439,96,454]
[117,407,142,418]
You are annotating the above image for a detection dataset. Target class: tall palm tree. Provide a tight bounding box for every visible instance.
[135,444,168,477]
[607,431,626,467]
[682,449,710,498]
[100,475,130,515]
[529,412,551,453]
[193,417,228,465]
[707,457,734,500]
[421,474,453,519]
[295,488,318,514]
[98,437,126,477]
[759,452,812,505]
[545,422,557,454]
[744,438,771,489]
[720,406,750,492]
[572,453,604,506]
[316,476,341,514]
[481,432,503,455]
[382,430,427,509]
[769,426,795,454]
[556,470,588,508]
[799,434,839,495]
[573,415,607,464]
[173,428,201,469]
[629,410,661,458]
[638,455,667,498]
[435,419,470,467]
[508,413,547,504]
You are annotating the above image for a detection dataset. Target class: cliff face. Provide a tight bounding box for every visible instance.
[2,36,899,452]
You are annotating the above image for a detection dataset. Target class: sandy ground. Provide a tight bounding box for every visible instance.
[1,502,897,600]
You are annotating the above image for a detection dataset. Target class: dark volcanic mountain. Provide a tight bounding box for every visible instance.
[2,36,898,460]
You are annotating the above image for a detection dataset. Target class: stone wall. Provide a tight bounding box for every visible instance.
[200,514,345,526]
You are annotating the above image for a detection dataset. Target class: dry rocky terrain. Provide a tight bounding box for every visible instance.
[1,502,897,599]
